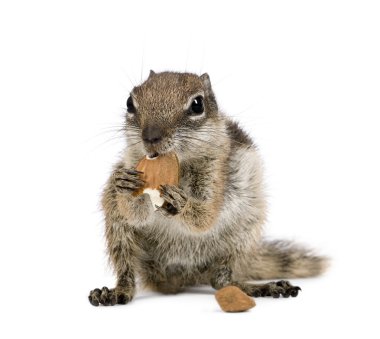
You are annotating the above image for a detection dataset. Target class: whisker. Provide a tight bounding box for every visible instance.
[127,140,143,148]
[140,35,146,83]
[178,126,251,148]
[120,67,137,89]
[176,134,223,148]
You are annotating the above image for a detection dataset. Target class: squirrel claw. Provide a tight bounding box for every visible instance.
[159,185,188,213]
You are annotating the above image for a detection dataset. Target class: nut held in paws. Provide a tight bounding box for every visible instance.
[134,153,179,209]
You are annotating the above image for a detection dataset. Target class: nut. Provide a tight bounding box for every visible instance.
[134,153,179,209]
[215,286,256,312]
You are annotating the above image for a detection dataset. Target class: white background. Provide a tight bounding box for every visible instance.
[1,0,379,338]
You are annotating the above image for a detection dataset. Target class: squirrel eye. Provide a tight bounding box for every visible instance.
[189,96,204,115]
[126,96,136,114]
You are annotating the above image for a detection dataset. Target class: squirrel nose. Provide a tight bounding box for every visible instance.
[142,125,163,144]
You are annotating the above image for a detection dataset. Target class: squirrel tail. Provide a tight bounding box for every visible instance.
[235,239,330,280]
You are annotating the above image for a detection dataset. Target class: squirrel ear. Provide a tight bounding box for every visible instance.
[149,70,156,78]
[200,73,211,89]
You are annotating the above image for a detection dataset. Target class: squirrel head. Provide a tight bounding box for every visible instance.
[125,71,223,158]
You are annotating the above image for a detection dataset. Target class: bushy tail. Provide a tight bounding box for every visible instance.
[236,240,330,281]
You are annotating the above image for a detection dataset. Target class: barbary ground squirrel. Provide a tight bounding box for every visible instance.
[89,71,328,306]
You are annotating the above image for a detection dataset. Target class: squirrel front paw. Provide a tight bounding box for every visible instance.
[113,168,145,194]
[157,185,188,216]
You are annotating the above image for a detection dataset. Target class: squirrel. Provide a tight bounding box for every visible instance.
[88,71,328,306]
